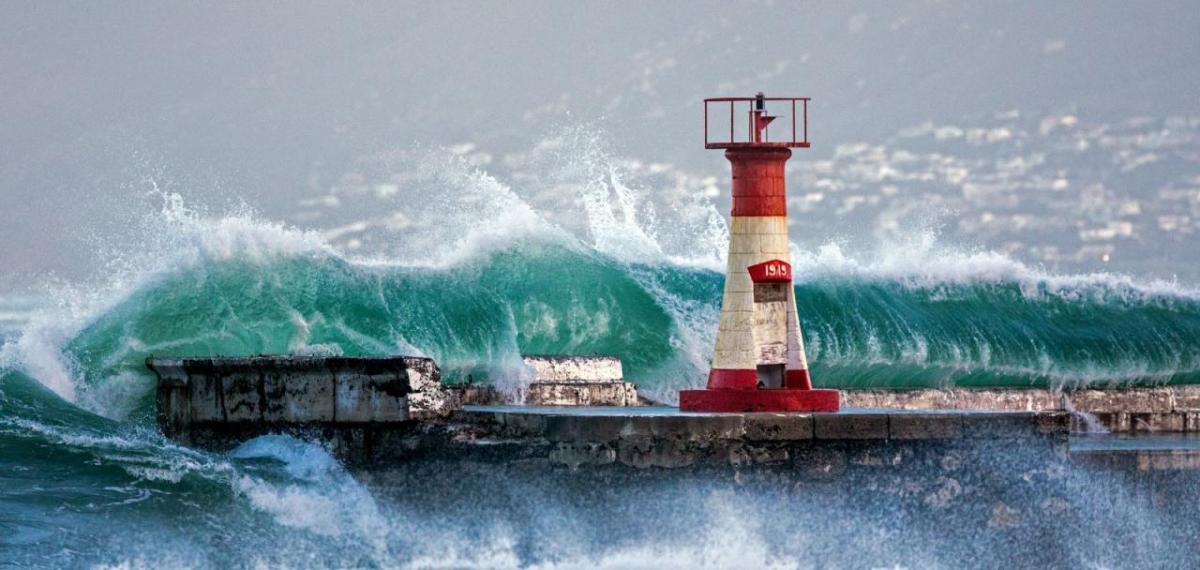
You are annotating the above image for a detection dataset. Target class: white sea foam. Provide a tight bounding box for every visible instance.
[4,188,339,407]
[2,317,79,401]
[212,434,822,568]
[229,435,390,553]
[328,150,574,270]
[223,436,830,569]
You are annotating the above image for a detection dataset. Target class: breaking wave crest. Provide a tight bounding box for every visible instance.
[2,190,1197,423]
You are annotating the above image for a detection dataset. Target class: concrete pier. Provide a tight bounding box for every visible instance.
[145,354,1200,475]
[454,384,1200,433]
[145,353,1071,471]
[843,386,1200,433]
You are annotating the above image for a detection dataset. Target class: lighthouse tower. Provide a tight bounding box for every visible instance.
[680,93,839,413]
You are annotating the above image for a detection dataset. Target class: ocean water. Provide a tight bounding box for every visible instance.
[2,180,1200,567]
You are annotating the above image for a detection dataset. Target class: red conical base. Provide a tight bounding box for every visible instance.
[679,388,840,413]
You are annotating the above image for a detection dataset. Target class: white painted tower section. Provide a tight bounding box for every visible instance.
[711,217,810,386]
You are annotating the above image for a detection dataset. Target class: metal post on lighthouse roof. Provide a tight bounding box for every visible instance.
[681,93,839,413]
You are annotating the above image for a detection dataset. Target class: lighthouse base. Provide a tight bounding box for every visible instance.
[679,388,840,413]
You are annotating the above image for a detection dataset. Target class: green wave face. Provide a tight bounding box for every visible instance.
[797,277,1200,388]
[51,237,1200,420]
[61,242,684,411]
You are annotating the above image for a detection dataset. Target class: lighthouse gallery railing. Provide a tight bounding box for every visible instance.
[703,96,810,149]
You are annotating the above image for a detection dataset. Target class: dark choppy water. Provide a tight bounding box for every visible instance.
[4,384,1200,568]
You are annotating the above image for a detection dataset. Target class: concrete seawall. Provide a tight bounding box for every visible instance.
[146,356,439,445]
[459,405,1068,470]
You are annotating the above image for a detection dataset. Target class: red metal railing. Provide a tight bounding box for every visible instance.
[704,96,810,149]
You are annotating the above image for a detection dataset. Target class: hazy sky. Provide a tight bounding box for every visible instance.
[2,1,1198,284]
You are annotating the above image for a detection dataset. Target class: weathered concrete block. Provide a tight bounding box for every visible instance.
[152,361,190,387]
[1095,412,1132,432]
[402,357,440,391]
[743,414,814,441]
[148,360,194,436]
[1171,386,1200,411]
[189,372,225,422]
[1068,388,1174,414]
[523,355,624,383]
[155,385,191,438]
[222,371,263,422]
[839,391,884,408]
[147,356,420,444]
[534,413,747,443]
[451,384,504,406]
[262,365,334,423]
[732,443,790,465]
[541,415,631,443]
[526,382,638,406]
[334,367,408,422]
[402,357,459,419]
[813,413,889,440]
[1130,413,1185,433]
[980,389,1061,411]
[876,390,953,410]
[520,355,638,406]
[843,388,1058,412]
[617,436,695,469]
[493,410,549,436]
[643,415,746,441]
[889,413,963,440]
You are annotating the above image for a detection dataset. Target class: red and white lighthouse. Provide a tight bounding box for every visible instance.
[680,93,840,413]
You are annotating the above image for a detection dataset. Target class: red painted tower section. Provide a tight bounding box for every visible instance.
[680,93,840,413]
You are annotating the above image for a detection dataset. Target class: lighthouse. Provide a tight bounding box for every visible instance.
[680,93,839,413]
